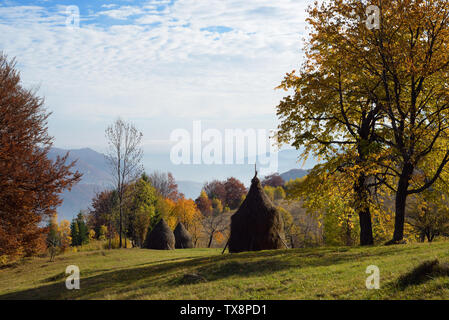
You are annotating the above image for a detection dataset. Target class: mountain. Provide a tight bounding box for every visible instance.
[177,181,204,200]
[280,169,309,182]
[142,148,313,186]
[48,147,110,185]
[49,148,209,220]
[48,148,110,221]
[49,147,313,220]
[57,184,103,221]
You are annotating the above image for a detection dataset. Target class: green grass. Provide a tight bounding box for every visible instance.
[1,242,449,299]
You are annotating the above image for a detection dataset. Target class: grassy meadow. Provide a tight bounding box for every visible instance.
[1,241,449,300]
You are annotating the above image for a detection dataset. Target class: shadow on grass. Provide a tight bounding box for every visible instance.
[0,246,401,299]
[397,259,449,289]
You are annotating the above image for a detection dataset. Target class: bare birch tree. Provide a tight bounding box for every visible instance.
[105,119,143,248]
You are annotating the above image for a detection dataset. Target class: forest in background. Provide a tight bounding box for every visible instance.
[3,0,449,266]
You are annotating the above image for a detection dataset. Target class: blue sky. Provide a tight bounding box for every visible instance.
[0,0,311,178]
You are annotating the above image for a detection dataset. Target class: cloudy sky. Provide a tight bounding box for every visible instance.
[0,0,311,177]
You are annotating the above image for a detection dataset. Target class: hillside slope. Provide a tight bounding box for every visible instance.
[1,242,449,299]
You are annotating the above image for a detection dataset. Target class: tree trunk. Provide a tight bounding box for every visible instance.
[345,215,353,246]
[419,232,425,243]
[358,209,374,246]
[119,201,123,248]
[390,163,413,244]
[108,220,112,250]
[208,233,214,248]
[355,174,374,246]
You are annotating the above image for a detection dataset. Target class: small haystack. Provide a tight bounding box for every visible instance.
[228,172,285,253]
[144,218,175,250]
[174,222,194,249]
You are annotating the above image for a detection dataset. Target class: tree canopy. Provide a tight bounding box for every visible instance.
[277,0,449,245]
[0,54,81,258]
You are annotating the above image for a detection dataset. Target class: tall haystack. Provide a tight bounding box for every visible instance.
[144,218,175,250]
[174,222,194,249]
[228,173,285,253]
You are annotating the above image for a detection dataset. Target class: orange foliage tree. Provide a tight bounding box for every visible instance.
[195,190,213,216]
[172,197,203,246]
[0,54,81,258]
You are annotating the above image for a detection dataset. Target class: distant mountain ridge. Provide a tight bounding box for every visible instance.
[48,147,110,185]
[280,169,309,182]
[48,148,110,221]
[49,147,312,221]
[49,148,212,220]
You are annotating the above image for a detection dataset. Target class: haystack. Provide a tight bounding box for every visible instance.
[228,173,285,253]
[174,222,194,249]
[144,218,175,250]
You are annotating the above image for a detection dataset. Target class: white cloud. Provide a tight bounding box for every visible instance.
[0,1,310,149]
[101,4,118,9]
[98,6,144,20]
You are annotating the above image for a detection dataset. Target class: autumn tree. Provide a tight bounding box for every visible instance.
[0,54,81,259]
[98,225,108,241]
[147,171,181,200]
[277,0,449,245]
[278,207,297,248]
[88,190,114,236]
[211,198,223,215]
[262,173,285,188]
[153,196,176,230]
[264,185,285,201]
[88,189,119,248]
[203,180,227,204]
[172,197,203,246]
[202,178,246,210]
[105,119,143,248]
[276,1,387,245]
[274,187,286,200]
[202,210,228,248]
[264,186,275,201]
[58,219,72,252]
[287,171,361,246]
[126,176,158,247]
[46,214,60,261]
[407,188,449,242]
[362,0,449,244]
[195,190,213,216]
[224,177,247,209]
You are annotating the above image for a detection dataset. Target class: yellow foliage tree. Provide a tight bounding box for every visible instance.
[277,0,449,245]
[99,225,108,241]
[263,186,275,201]
[58,220,72,252]
[213,231,225,245]
[156,196,176,229]
[172,197,203,246]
